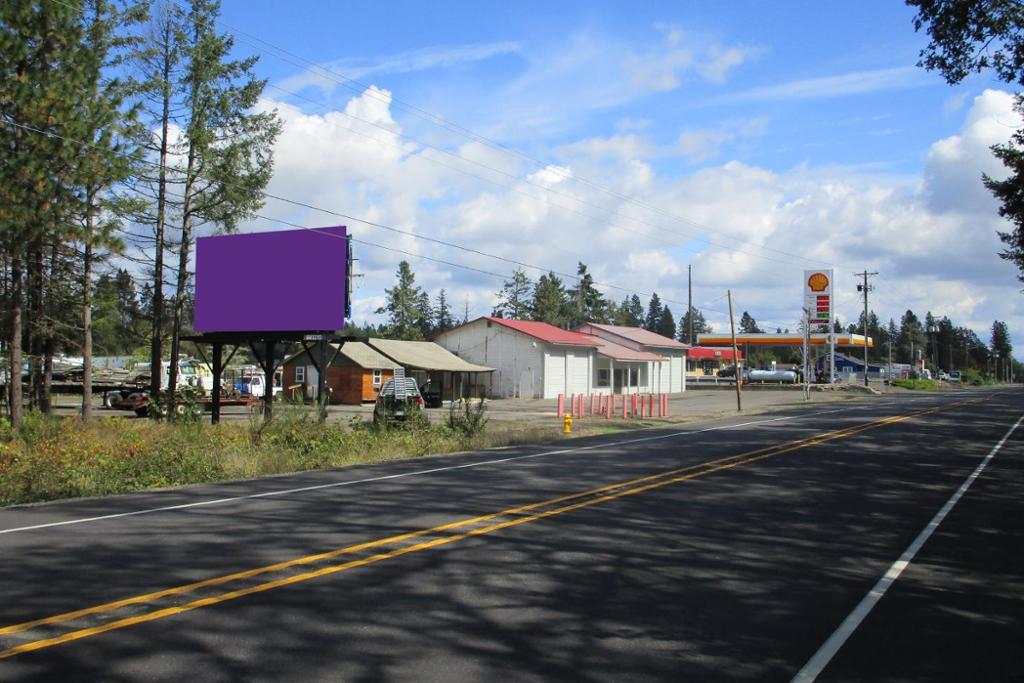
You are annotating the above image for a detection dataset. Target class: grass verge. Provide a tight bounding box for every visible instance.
[0,405,568,507]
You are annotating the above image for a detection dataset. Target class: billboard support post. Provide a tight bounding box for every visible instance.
[211,342,223,424]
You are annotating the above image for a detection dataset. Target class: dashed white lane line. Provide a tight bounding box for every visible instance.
[791,410,1024,682]
[0,407,853,535]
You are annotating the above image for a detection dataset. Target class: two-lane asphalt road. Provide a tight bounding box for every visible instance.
[2,389,1022,681]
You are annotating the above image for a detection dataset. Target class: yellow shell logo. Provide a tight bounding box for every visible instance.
[807,272,829,292]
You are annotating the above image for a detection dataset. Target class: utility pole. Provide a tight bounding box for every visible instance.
[855,271,878,387]
[728,289,742,412]
[887,333,893,392]
[802,307,811,401]
[688,264,693,346]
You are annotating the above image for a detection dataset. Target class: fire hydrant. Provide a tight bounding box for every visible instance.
[563,412,573,434]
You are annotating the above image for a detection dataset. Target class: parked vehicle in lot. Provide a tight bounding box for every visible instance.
[373,378,424,423]
[233,375,281,399]
[948,371,961,382]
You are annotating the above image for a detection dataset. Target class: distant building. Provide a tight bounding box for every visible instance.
[433,317,687,399]
[687,347,743,376]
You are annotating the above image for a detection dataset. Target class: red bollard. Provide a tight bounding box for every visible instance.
[577,394,584,418]
[557,394,564,418]
[663,394,669,417]
[649,394,654,417]
[590,394,595,416]
[631,393,637,417]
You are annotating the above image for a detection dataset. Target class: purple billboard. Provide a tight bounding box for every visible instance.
[194,226,351,332]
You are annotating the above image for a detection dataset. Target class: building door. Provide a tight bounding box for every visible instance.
[306,365,318,399]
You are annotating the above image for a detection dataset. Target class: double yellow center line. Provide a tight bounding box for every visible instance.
[0,397,982,659]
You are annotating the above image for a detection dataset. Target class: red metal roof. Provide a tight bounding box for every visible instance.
[579,323,689,349]
[688,346,743,361]
[485,317,599,346]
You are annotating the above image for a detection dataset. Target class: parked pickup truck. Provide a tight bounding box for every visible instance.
[233,375,282,399]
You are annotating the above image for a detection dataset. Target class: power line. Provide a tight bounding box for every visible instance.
[214,12,849,272]
[0,116,705,311]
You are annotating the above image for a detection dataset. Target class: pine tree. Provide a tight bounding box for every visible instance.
[0,0,126,425]
[644,293,663,332]
[614,294,644,327]
[433,289,455,332]
[898,310,925,364]
[565,262,607,327]
[376,261,429,340]
[678,307,711,343]
[132,0,186,402]
[166,0,281,397]
[493,268,533,320]
[74,0,147,418]
[739,311,762,334]
[531,272,566,326]
[657,305,676,339]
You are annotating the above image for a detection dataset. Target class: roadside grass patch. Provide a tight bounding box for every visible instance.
[0,403,563,506]
[891,378,940,390]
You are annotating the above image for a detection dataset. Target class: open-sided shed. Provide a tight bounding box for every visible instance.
[367,338,494,402]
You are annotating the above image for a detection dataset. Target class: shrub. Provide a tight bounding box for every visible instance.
[446,398,488,437]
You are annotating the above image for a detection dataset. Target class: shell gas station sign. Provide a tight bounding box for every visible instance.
[804,269,833,333]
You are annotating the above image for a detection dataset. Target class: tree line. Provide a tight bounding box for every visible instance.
[1,0,281,429]
[372,259,1015,376]
[368,261,714,344]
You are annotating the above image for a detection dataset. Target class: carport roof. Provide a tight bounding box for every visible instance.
[368,338,494,373]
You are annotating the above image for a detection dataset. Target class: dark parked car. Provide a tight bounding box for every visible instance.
[373,378,424,423]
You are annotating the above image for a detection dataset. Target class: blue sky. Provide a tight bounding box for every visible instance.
[205,1,1021,350]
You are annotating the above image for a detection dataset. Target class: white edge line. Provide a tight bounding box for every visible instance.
[0,406,869,535]
[790,410,1024,683]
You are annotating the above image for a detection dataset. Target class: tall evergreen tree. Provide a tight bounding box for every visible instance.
[166,0,281,397]
[132,0,186,402]
[376,261,429,340]
[565,262,607,327]
[433,289,455,333]
[74,0,146,418]
[739,311,763,334]
[644,293,663,332]
[493,269,533,320]
[898,309,926,364]
[0,0,119,425]
[531,271,567,326]
[617,294,644,327]
[678,307,711,343]
[657,305,676,339]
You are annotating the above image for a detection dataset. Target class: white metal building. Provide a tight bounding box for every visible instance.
[433,317,676,399]
[575,323,689,393]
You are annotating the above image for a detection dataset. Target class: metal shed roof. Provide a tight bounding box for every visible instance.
[368,338,494,373]
[281,341,396,370]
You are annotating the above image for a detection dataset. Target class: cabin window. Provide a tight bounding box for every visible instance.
[372,370,382,386]
[597,369,609,387]
[629,368,639,385]
[295,366,305,383]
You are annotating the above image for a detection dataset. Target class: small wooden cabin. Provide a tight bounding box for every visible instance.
[280,342,396,404]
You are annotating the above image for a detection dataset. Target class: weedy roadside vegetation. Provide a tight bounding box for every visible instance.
[0,400,560,507]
